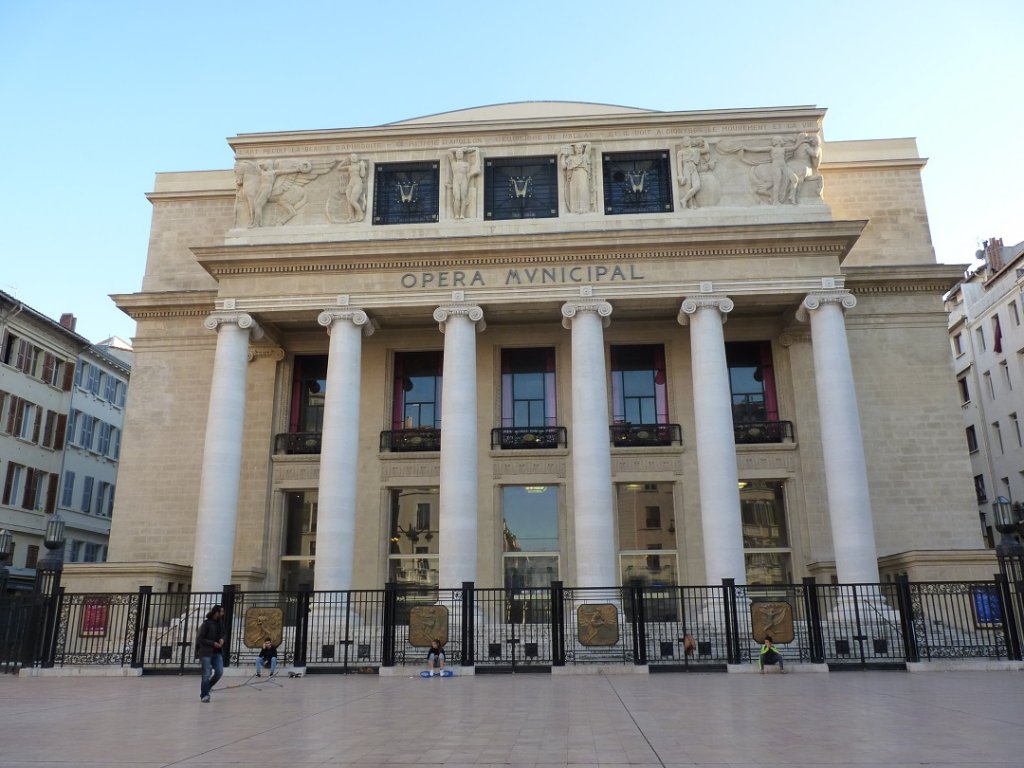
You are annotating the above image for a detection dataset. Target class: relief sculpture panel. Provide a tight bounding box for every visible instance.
[235,158,336,227]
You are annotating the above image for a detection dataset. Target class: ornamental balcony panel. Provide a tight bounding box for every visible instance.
[274,432,322,455]
[610,423,682,447]
[491,426,567,450]
[733,420,794,445]
[380,428,442,453]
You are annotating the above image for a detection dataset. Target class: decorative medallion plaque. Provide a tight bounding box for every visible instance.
[409,605,449,647]
[577,603,619,646]
[243,607,284,648]
[750,601,794,644]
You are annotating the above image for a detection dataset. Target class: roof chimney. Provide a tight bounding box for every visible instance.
[59,313,77,331]
[984,238,1005,273]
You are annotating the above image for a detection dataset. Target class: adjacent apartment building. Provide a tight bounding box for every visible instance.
[0,292,130,590]
[73,102,991,596]
[945,238,1024,547]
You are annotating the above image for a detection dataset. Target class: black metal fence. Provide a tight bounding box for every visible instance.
[2,574,1022,674]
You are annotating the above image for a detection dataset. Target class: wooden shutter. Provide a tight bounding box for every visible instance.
[55,414,66,450]
[22,468,36,510]
[9,396,23,435]
[62,361,75,392]
[2,464,14,505]
[45,473,58,513]
[25,545,39,569]
[42,353,56,385]
[42,411,55,448]
[16,340,30,372]
[31,406,42,443]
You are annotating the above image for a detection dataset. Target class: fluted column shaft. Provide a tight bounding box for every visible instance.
[798,291,880,583]
[679,297,747,585]
[562,300,616,588]
[434,304,485,588]
[192,313,263,593]
[314,309,373,593]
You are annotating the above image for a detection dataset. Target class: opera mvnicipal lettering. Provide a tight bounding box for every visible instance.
[399,263,644,289]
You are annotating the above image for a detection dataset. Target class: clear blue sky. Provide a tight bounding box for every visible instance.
[2,1,1022,343]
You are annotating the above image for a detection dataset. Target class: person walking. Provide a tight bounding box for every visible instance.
[196,605,227,702]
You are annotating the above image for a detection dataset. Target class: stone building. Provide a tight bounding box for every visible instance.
[945,237,1024,548]
[74,102,992,595]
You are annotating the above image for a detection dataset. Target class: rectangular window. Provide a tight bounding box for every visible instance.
[953,333,965,356]
[18,402,39,442]
[97,422,111,455]
[25,545,39,569]
[484,155,558,220]
[107,485,115,516]
[69,540,82,563]
[984,371,994,399]
[617,482,677,590]
[974,474,988,504]
[104,374,118,402]
[41,410,57,449]
[1011,301,1021,327]
[392,351,443,429]
[501,347,556,428]
[61,471,75,508]
[741,480,792,585]
[1014,413,1022,448]
[994,422,1004,454]
[388,487,440,587]
[79,414,95,450]
[109,426,120,459]
[81,476,94,514]
[84,543,100,563]
[3,463,24,506]
[958,377,970,403]
[87,365,102,395]
[66,410,79,446]
[602,150,674,214]
[610,345,669,425]
[1002,360,1012,391]
[976,327,986,352]
[95,482,108,516]
[726,341,779,424]
[372,161,441,225]
[116,380,126,407]
[503,485,560,591]
[287,355,327,435]
[0,332,19,366]
[75,361,86,389]
[966,425,979,452]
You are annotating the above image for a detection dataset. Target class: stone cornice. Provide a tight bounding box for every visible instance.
[820,158,927,171]
[146,189,234,204]
[842,264,964,294]
[194,221,867,278]
[228,105,827,155]
[110,290,217,320]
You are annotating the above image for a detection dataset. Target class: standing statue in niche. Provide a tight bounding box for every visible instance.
[235,158,336,227]
[677,136,718,209]
[561,142,594,214]
[447,147,480,220]
[326,154,368,223]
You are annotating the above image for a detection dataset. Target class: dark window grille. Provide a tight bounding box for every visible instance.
[484,156,558,220]
[602,151,673,215]
[373,162,440,225]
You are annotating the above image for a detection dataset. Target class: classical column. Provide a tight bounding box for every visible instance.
[679,296,747,585]
[797,290,880,584]
[561,299,616,588]
[192,312,263,594]
[433,304,485,588]
[313,309,373,593]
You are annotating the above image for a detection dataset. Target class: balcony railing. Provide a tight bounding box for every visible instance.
[734,420,794,444]
[274,432,322,455]
[380,428,442,452]
[491,426,567,450]
[610,423,682,447]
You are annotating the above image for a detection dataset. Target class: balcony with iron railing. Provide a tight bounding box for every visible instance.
[274,432,322,455]
[610,423,682,447]
[733,420,794,444]
[490,426,567,450]
[380,428,442,452]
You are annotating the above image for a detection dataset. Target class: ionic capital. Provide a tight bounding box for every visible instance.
[796,290,857,323]
[203,312,265,341]
[317,308,374,337]
[433,304,486,333]
[677,296,734,326]
[560,300,613,330]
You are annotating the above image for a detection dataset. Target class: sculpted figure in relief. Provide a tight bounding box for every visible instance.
[447,147,481,220]
[561,142,594,214]
[677,136,718,209]
[235,158,336,227]
[327,154,368,223]
[789,133,823,200]
[717,133,824,206]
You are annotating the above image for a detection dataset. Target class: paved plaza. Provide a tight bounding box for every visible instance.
[0,669,1022,767]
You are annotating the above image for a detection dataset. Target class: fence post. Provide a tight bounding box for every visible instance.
[42,586,65,668]
[894,576,919,663]
[293,586,311,670]
[382,581,397,667]
[550,581,565,666]
[628,585,647,665]
[461,581,474,667]
[995,573,1022,661]
[131,586,153,669]
[802,577,825,664]
[722,578,739,665]
[220,584,236,668]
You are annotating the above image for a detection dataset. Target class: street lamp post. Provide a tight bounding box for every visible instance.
[991,497,1024,583]
[34,513,67,667]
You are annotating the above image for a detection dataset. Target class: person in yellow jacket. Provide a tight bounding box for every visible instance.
[758,635,786,673]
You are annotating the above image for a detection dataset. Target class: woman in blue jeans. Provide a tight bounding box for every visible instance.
[196,605,226,702]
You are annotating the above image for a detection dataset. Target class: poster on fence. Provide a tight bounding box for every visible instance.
[79,598,109,637]
[971,585,1002,628]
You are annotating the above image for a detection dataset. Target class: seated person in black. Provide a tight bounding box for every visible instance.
[256,638,278,677]
[426,638,445,675]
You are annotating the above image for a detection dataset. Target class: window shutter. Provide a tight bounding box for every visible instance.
[32,406,42,443]
[2,464,14,505]
[42,353,56,385]
[46,473,58,513]
[10,396,23,435]
[55,414,66,450]
[25,545,39,569]
[22,468,36,510]
[17,340,30,372]
[42,411,55,448]
[63,362,75,392]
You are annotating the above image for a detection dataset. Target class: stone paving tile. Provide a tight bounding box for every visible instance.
[1,671,1022,767]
